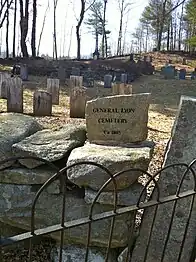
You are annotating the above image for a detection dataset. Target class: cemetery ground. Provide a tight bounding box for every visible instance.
[1,69,196,261]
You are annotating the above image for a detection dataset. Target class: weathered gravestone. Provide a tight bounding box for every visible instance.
[161,66,175,79]
[85,93,150,144]
[191,71,196,80]
[104,75,112,88]
[131,95,196,262]
[2,77,22,100]
[20,64,28,81]
[58,67,66,83]
[0,72,10,99]
[112,83,132,95]
[71,67,80,76]
[70,86,97,118]
[179,69,186,80]
[70,76,83,88]
[33,91,52,116]
[47,78,60,105]
[7,80,23,113]
[121,74,128,84]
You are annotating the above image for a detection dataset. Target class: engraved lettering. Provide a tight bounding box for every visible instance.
[93,108,135,113]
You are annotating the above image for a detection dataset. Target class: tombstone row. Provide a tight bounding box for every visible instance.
[161,65,196,80]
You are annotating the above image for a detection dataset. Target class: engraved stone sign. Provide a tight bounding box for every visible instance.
[85,93,150,144]
[33,91,52,116]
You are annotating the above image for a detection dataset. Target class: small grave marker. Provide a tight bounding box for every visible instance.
[71,67,80,76]
[70,86,97,118]
[58,67,66,83]
[179,68,186,80]
[85,93,150,144]
[104,75,112,88]
[162,66,175,79]
[0,72,10,98]
[33,91,52,116]
[112,83,132,95]
[47,78,60,105]
[121,73,128,84]
[7,81,23,113]
[20,64,28,81]
[70,76,83,88]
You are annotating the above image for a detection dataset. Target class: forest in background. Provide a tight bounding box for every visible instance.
[0,0,195,60]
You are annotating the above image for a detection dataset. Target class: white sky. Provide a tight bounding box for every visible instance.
[1,0,149,58]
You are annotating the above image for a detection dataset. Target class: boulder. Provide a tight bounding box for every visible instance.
[67,142,154,191]
[51,245,117,262]
[12,124,87,168]
[85,182,146,206]
[0,185,133,248]
[0,113,43,169]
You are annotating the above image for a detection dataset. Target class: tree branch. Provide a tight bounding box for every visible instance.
[0,0,13,28]
[166,0,187,16]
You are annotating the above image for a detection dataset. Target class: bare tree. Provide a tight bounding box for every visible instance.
[53,0,58,60]
[101,0,107,57]
[19,0,29,57]
[6,0,10,58]
[12,0,17,57]
[116,0,132,55]
[31,0,36,57]
[37,0,49,56]
[76,0,96,60]
[0,0,13,28]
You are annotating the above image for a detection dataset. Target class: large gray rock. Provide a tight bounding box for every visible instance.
[67,142,154,191]
[0,113,43,169]
[0,184,132,248]
[131,96,196,262]
[51,245,117,262]
[12,124,87,168]
[85,182,145,206]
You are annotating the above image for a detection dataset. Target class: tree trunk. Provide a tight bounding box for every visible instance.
[101,0,107,58]
[31,0,36,57]
[53,0,58,60]
[19,0,29,57]
[12,0,17,57]
[117,8,123,55]
[157,0,167,51]
[166,23,170,51]
[76,0,85,60]
[37,0,49,56]
[178,2,184,51]
[6,0,9,58]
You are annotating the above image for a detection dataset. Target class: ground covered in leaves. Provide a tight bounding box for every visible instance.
[0,73,184,262]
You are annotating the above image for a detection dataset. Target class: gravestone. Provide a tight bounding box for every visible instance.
[104,75,112,88]
[70,86,97,118]
[0,72,10,98]
[131,95,196,262]
[121,74,128,84]
[191,71,196,80]
[179,69,186,80]
[71,67,80,76]
[58,67,66,83]
[162,66,175,79]
[182,58,186,65]
[112,84,132,95]
[47,78,60,105]
[70,76,83,88]
[20,64,28,81]
[85,93,150,145]
[7,80,23,113]
[33,91,52,116]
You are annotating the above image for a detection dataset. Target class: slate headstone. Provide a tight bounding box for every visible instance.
[179,69,186,80]
[33,91,52,116]
[131,95,196,262]
[121,74,128,84]
[104,75,112,88]
[71,67,80,76]
[58,67,66,83]
[20,64,28,81]
[47,78,60,105]
[85,93,150,144]
[162,66,175,79]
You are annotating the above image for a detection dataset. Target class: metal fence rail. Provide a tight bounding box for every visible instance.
[0,156,196,262]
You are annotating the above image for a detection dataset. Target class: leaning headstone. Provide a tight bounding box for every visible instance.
[33,91,52,116]
[7,80,23,113]
[70,86,96,118]
[70,76,83,88]
[85,93,150,144]
[47,78,60,105]
[71,67,80,76]
[131,95,196,262]
[121,74,128,84]
[20,64,28,81]
[104,75,112,88]
[179,68,186,80]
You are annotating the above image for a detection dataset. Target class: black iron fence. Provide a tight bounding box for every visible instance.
[0,156,196,262]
